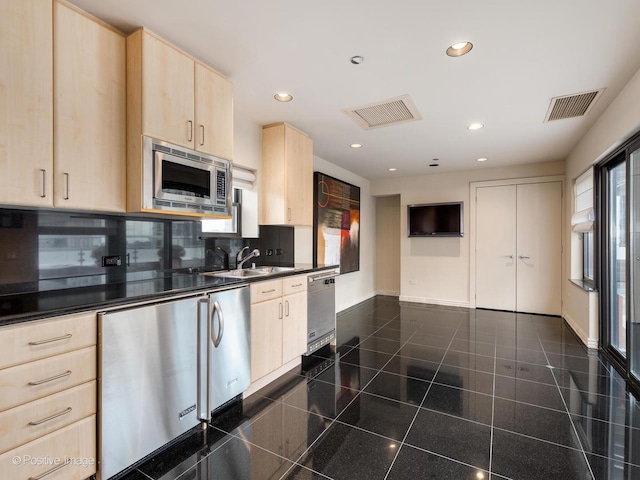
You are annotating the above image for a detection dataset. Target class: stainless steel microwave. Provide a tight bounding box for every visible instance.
[142,136,231,216]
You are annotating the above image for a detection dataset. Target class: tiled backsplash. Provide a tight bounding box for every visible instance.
[0,208,294,295]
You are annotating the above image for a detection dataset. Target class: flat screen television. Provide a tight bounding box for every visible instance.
[407,202,464,237]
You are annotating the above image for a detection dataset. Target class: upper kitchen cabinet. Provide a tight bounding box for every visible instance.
[0,0,53,207]
[261,123,313,226]
[53,0,126,212]
[127,28,234,160]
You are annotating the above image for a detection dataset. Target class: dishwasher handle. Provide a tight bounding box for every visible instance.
[196,297,211,422]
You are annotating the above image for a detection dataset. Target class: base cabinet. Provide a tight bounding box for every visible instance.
[0,312,97,480]
[250,275,308,383]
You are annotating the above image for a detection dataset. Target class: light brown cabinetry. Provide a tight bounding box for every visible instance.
[250,275,308,382]
[0,312,97,480]
[0,0,125,212]
[126,28,234,213]
[0,0,53,207]
[53,1,126,212]
[261,123,313,226]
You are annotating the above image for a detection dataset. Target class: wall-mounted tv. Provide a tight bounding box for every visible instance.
[407,201,464,237]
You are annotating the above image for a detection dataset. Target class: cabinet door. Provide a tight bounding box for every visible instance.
[282,291,307,364]
[141,31,194,148]
[53,2,126,211]
[0,0,53,207]
[285,127,313,225]
[250,299,283,382]
[262,124,287,224]
[195,63,233,160]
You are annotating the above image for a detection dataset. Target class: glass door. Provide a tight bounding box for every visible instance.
[608,160,627,358]
[630,145,640,381]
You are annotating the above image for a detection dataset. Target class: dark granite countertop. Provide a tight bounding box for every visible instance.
[0,264,337,326]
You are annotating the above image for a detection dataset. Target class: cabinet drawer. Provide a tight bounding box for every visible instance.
[0,381,96,455]
[282,275,307,295]
[0,347,96,412]
[0,415,96,480]
[0,312,97,370]
[250,279,282,304]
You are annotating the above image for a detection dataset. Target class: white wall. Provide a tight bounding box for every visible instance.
[314,156,376,313]
[371,161,565,307]
[563,65,640,347]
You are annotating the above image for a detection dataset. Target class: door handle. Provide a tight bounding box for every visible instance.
[211,300,224,348]
[504,255,514,259]
[197,297,210,421]
[518,255,531,260]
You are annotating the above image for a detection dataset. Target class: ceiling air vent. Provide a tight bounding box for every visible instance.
[344,95,422,130]
[544,89,604,122]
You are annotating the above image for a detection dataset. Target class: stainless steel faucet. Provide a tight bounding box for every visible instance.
[236,247,260,269]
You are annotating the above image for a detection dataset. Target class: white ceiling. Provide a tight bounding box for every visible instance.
[69,0,640,180]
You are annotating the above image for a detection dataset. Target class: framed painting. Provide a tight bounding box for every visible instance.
[313,172,360,274]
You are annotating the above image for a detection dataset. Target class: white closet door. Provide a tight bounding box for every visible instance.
[475,185,517,311]
[516,182,562,315]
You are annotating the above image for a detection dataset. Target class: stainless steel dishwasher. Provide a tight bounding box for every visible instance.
[306,270,338,354]
[99,285,250,479]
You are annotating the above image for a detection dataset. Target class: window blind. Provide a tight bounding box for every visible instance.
[571,167,594,231]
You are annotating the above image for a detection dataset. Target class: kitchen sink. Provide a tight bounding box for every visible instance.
[201,266,296,279]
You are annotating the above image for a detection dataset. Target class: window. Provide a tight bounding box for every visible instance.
[572,168,595,287]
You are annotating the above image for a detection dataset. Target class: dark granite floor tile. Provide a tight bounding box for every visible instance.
[496,345,550,365]
[433,363,495,395]
[382,355,440,382]
[135,425,232,480]
[406,332,453,349]
[397,343,448,363]
[495,360,556,384]
[542,340,590,357]
[363,370,430,405]
[416,324,459,338]
[282,379,359,420]
[404,409,491,470]
[279,463,332,479]
[450,338,496,356]
[335,325,378,349]
[339,347,394,370]
[178,435,296,480]
[336,391,418,441]
[494,375,566,411]
[493,398,579,447]
[422,384,493,425]
[441,350,495,374]
[491,429,592,480]
[240,402,330,463]
[454,330,496,345]
[370,326,414,342]
[383,318,425,332]
[357,337,403,355]
[299,422,399,480]
[117,469,154,480]
[313,362,378,391]
[587,453,640,480]
[386,444,490,480]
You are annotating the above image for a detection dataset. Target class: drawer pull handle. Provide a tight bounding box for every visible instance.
[291,283,302,288]
[261,289,276,294]
[28,462,69,480]
[29,407,72,426]
[28,333,72,346]
[28,370,72,386]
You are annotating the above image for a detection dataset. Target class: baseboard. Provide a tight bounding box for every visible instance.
[399,295,470,308]
[562,310,598,350]
[376,290,400,297]
[243,357,301,399]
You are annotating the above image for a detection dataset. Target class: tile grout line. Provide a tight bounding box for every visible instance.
[488,332,497,480]
[535,329,597,480]
[382,319,466,480]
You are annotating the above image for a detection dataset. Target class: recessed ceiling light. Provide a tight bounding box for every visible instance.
[468,123,484,130]
[350,55,364,65]
[477,157,488,162]
[274,92,293,102]
[388,168,397,172]
[350,143,363,148]
[446,41,473,57]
